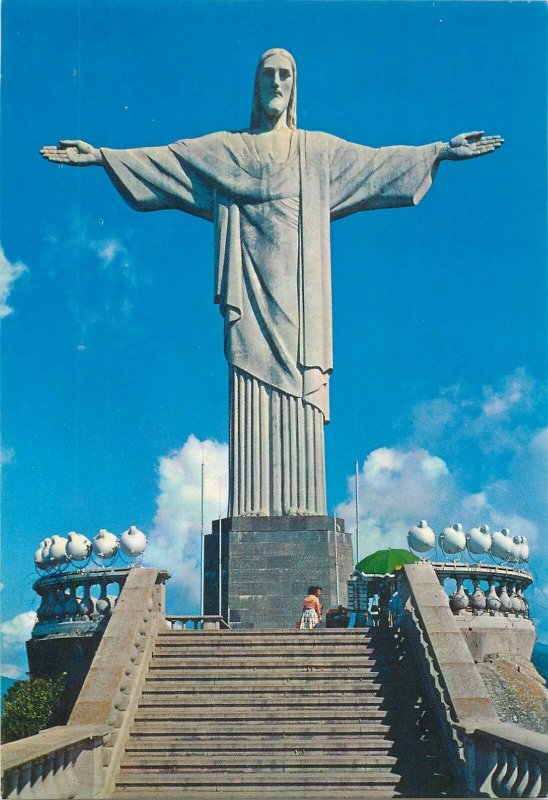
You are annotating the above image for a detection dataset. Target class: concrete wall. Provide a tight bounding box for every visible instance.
[455,615,536,662]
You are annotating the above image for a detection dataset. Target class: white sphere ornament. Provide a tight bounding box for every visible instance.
[66,532,91,561]
[40,538,54,569]
[508,536,523,564]
[491,528,514,561]
[49,535,69,563]
[467,525,492,555]
[509,535,529,564]
[439,523,466,555]
[407,520,436,553]
[34,541,46,567]
[119,525,147,558]
[92,529,119,560]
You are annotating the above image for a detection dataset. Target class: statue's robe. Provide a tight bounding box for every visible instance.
[101,131,441,516]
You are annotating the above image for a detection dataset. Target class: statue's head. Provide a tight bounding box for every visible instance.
[250,48,297,130]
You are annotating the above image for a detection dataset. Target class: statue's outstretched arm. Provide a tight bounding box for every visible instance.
[438,131,504,161]
[40,140,103,167]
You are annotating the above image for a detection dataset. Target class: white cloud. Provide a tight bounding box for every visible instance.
[1,663,25,680]
[0,447,15,466]
[0,611,33,680]
[0,245,28,318]
[406,368,543,458]
[96,238,126,267]
[336,447,456,556]
[481,368,534,417]
[408,395,458,447]
[41,221,139,336]
[0,611,37,645]
[145,435,228,603]
[421,454,448,481]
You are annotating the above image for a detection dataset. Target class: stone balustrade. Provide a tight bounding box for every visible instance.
[165,614,230,630]
[431,562,532,619]
[398,562,548,797]
[32,567,136,638]
[1,725,107,799]
[458,722,548,798]
[2,567,170,799]
[68,568,169,797]
[349,561,532,620]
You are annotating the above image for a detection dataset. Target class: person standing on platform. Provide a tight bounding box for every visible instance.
[299,586,323,628]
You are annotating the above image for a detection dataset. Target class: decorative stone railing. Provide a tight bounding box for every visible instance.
[398,562,548,797]
[457,722,548,798]
[349,561,532,620]
[1,567,170,799]
[68,567,169,797]
[431,562,533,619]
[32,567,134,638]
[165,614,230,630]
[1,725,107,799]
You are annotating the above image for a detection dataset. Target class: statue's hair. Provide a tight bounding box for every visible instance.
[250,48,297,130]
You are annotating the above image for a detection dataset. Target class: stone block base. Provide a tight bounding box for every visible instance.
[456,615,536,662]
[204,516,354,629]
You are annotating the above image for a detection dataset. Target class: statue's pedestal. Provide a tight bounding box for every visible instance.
[203,516,354,628]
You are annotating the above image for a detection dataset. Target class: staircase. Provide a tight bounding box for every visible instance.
[112,628,441,799]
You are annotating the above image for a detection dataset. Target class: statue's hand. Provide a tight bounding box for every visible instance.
[40,140,103,166]
[441,131,504,160]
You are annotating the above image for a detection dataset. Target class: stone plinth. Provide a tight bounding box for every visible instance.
[455,615,537,662]
[203,516,354,628]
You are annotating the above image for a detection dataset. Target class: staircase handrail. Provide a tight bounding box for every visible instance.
[1,567,170,799]
[1,724,107,799]
[398,562,548,797]
[455,721,548,798]
[68,567,170,797]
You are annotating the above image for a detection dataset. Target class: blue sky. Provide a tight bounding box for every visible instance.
[1,1,547,677]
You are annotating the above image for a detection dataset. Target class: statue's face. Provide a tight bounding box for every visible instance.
[258,53,293,120]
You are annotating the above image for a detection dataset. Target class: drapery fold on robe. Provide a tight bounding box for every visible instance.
[101,132,441,420]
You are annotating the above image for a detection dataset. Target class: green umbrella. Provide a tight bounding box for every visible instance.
[355,548,419,576]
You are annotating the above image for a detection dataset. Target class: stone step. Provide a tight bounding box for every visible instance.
[141,685,383,698]
[131,710,390,741]
[126,726,394,755]
[115,770,401,789]
[132,709,389,725]
[113,789,398,800]
[156,635,373,653]
[144,677,382,691]
[157,629,372,638]
[149,654,378,676]
[149,656,376,670]
[143,665,378,686]
[120,753,399,769]
[138,690,386,707]
[152,644,376,666]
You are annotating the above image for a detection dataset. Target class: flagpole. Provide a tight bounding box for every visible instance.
[333,511,340,606]
[218,480,222,619]
[200,448,204,616]
[355,460,360,565]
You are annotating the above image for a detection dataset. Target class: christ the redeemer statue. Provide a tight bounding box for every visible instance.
[41,48,503,519]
